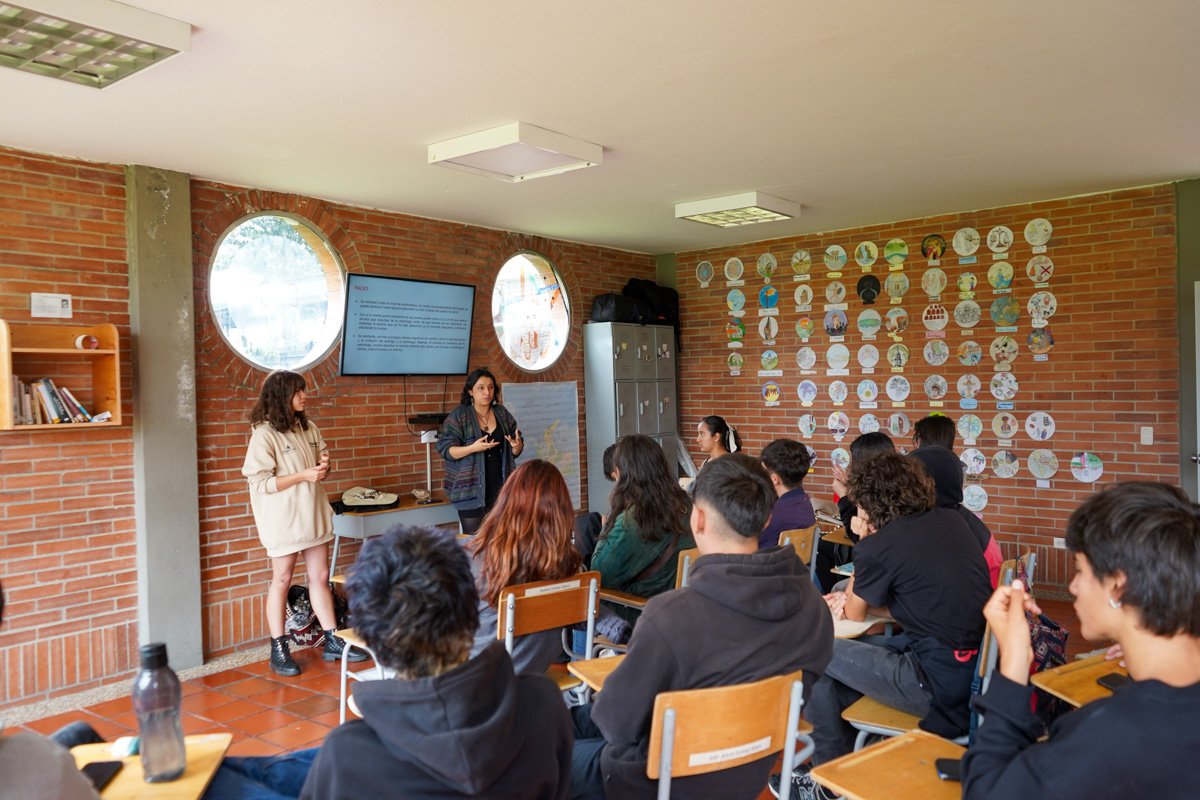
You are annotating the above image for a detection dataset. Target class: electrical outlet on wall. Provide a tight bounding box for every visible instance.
[1140,426,1154,445]
[1053,537,1066,549]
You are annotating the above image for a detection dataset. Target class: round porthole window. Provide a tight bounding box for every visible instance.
[492,251,570,371]
[208,213,346,371]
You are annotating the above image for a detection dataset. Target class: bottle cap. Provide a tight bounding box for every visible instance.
[139,642,169,670]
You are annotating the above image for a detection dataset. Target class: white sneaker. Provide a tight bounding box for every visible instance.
[768,766,837,800]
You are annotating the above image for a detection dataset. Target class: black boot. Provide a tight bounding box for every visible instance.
[323,629,369,662]
[270,636,301,677]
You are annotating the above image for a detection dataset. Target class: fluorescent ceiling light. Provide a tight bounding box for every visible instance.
[0,0,190,88]
[675,192,801,228]
[428,122,603,183]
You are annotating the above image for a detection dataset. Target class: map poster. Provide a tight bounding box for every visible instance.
[502,381,582,508]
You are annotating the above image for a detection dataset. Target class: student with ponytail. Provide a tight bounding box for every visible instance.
[695,415,742,465]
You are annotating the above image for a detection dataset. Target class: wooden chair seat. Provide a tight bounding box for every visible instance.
[545,662,585,692]
[841,695,922,736]
[598,547,700,613]
[336,626,393,723]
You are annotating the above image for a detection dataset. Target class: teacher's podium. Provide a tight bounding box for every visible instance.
[331,490,459,572]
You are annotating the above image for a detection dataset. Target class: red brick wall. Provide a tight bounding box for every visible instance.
[0,148,138,706]
[675,185,1179,592]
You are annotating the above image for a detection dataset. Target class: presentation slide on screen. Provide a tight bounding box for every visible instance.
[342,276,474,374]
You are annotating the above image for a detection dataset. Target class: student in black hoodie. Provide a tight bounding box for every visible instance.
[301,526,572,800]
[570,454,833,800]
[963,481,1200,797]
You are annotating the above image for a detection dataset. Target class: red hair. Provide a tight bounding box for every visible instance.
[469,459,583,608]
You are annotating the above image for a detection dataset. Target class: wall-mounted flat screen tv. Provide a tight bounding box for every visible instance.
[340,273,476,376]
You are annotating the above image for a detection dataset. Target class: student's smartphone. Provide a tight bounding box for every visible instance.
[934,757,962,782]
[81,760,124,791]
[1096,672,1130,692]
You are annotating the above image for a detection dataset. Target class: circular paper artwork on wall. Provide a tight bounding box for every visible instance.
[727,352,744,371]
[725,257,744,281]
[886,375,911,402]
[888,412,911,437]
[1027,328,1055,355]
[758,315,779,342]
[957,374,982,399]
[1028,291,1057,323]
[957,272,978,294]
[990,371,1019,401]
[762,381,781,403]
[858,414,880,434]
[987,225,1013,253]
[757,253,777,280]
[857,309,882,337]
[953,227,981,257]
[957,414,984,442]
[1025,411,1056,441]
[992,412,1019,439]
[825,245,848,271]
[796,346,817,370]
[831,447,852,470]
[760,349,779,370]
[961,448,987,476]
[958,340,983,366]
[992,449,1020,479]
[924,374,948,400]
[797,380,819,404]
[824,309,849,337]
[921,268,948,297]
[696,261,714,285]
[987,261,1014,290]
[1070,451,1104,483]
[922,303,949,331]
[855,241,879,267]
[924,339,950,366]
[857,379,879,403]
[826,281,847,304]
[857,274,881,304]
[887,343,910,369]
[884,238,909,265]
[1026,255,1054,283]
[828,411,851,437]
[1028,449,1059,480]
[963,484,989,512]
[989,335,1019,365]
[826,343,851,370]
[829,380,849,404]
[797,413,818,436]
[796,316,816,339]
[759,284,779,309]
[858,344,880,369]
[954,300,982,329]
[792,250,813,274]
[921,234,947,260]
[1024,218,1053,247]
[727,288,746,312]
[727,318,745,343]
[990,296,1021,327]
[795,284,814,307]
[884,308,909,335]
[885,272,910,300]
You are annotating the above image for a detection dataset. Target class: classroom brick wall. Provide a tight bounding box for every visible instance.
[675,185,1179,593]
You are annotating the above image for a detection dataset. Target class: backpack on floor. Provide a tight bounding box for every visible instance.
[284,583,349,648]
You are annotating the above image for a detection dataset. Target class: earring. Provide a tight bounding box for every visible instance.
[1108,597,1122,609]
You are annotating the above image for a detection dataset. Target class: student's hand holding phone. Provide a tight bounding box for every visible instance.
[983,579,1041,684]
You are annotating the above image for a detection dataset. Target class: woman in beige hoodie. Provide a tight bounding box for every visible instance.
[242,370,365,676]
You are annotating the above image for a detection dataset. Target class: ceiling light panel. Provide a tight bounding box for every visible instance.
[675,192,802,228]
[429,122,603,183]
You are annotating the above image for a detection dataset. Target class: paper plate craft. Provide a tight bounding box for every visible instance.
[857,309,882,337]
[884,307,909,335]
[989,335,1019,365]
[921,268,948,297]
[990,371,1019,401]
[924,374,948,400]
[887,343,910,369]
[1027,328,1055,355]
[992,449,1020,479]
[888,412,911,437]
[957,374,982,399]
[792,250,813,274]
[858,414,880,434]
[855,241,879,267]
[961,448,987,476]
[921,234,947,260]
[957,413,984,442]
[727,288,746,312]
[1026,255,1054,283]
[954,300,982,328]
[952,227,981,257]
[922,303,949,331]
[794,284,814,307]
[858,344,880,369]
[759,284,779,309]
[857,379,879,402]
[1025,411,1056,441]
[992,412,1019,439]
[1070,451,1104,483]
[886,375,911,402]
[857,274,881,304]
[726,318,745,342]
[831,447,852,470]
[1028,291,1058,322]
[757,253,778,279]
[924,339,950,366]
[884,272,909,300]
[1028,449,1059,480]
[829,380,849,403]
[798,380,819,404]
[797,413,818,436]
[1024,218,1053,247]
[958,340,983,366]
[884,238,909,265]
[762,381,782,403]
[760,349,779,370]
[696,261,714,285]
[987,225,1013,253]
[828,411,851,436]
[963,484,988,512]
[990,296,1021,327]
[826,281,847,304]
[826,343,851,369]
[727,352,744,371]
[725,257,745,281]
[796,316,816,340]
[957,272,978,294]
[824,309,849,337]
[796,346,817,370]
[987,261,1014,290]
[825,245,848,271]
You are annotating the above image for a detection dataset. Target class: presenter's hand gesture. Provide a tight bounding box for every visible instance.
[473,435,501,454]
[505,429,524,456]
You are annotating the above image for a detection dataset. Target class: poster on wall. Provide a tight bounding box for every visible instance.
[504,381,581,508]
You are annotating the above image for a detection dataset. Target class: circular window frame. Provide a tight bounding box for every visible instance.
[206,211,347,373]
[491,249,572,374]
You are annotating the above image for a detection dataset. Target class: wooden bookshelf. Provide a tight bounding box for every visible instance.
[0,319,122,430]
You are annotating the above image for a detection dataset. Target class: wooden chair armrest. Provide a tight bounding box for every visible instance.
[599,588,648,609]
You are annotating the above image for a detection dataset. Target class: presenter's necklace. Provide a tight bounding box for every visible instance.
[474,406,493,431]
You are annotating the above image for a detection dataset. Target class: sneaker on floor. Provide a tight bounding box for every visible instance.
[768,765,837,800]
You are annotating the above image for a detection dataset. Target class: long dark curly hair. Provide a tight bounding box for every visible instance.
[846,452,934,530]
[602,434,691,543]
[249,370,309,433]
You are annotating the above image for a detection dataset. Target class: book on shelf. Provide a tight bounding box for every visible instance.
[33,379,66,423]
[7,376,104,425]
[59,386,93,422]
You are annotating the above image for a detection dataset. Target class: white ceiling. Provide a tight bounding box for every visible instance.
[3,1,1198,254]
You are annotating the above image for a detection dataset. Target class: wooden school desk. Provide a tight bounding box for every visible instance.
[1031,652,1130,708]
[568,654,626,692]
[72,732,232,800]
[811,729,965,800]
